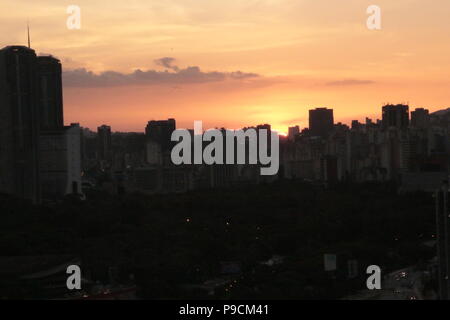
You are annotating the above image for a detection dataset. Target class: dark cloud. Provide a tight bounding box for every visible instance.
[62,57,260,87]
[154,57,179,71]
[326,79,375,86]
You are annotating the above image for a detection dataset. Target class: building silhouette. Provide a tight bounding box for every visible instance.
[40,123,83,199]
[145,119,176,152]
[309,108,334,138]
[411,108,430,129]
[288,126,300,141]
[382,104,409,130]
[97,125,112,161]
[37,56,64,130]
[0,46,41,203]
[0,45,82,202]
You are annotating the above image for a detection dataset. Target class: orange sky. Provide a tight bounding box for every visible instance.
[1,0,450,134]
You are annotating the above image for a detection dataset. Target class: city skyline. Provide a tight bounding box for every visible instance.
[1,42,445,204]
[1,0,450,133]
[2,0,450,303]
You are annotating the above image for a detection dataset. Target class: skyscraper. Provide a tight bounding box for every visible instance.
[309,108,334,138]
[0,46,41,203]
[97,125,112,161]
[145,118,176,152]
[381,104,409,130]
[37,56,63,130]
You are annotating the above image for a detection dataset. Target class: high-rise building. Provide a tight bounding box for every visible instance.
[288,126,300,141]
[40,123,83,200]
[0,46,41,203]
[37,56,63,130]
[309,108,334,137]
[97,125,112,161]
[381,104,409,129]
[145,118,176,152]
[37,55,75,200]
[411,108,430,129]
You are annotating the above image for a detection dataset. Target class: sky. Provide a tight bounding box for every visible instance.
[1,0,450,134]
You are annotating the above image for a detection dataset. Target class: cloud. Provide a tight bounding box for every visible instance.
[62,57,260,87]
[325,79,375,86]
[154,57,179,71]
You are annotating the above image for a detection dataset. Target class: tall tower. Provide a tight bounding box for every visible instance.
[37,56,64,130]
[0,46,41,203]
[97,125,112,161]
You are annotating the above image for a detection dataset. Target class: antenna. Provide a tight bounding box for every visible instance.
[27,20,31,48]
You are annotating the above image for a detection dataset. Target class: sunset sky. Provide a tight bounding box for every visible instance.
[1,0,450,133]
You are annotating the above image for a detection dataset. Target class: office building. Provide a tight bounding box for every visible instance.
[37,56,63,130]
[0,45,41,203]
